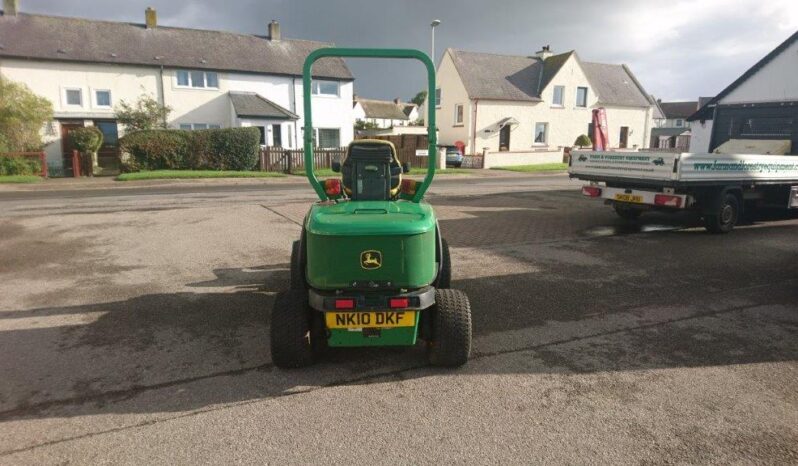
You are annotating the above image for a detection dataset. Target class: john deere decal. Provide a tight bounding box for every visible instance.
[360,250,382,269]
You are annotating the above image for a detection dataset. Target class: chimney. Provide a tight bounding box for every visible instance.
[3,0,19,16]
[268,20,281,41]
[393,98,401,104]
[535,45,553,60]
[145,7,157,28]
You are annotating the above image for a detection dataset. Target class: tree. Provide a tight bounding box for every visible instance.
[574,134,592,148]
[354,119,380,130]
[0,75,54,152]
[411,90,427,106]
[115,94,172,132]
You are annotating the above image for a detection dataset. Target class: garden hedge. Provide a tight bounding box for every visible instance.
[0,156,41,176]
[119,127,260,171]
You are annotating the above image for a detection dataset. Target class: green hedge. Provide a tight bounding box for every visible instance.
[0,156,42,176]
[119,127,261,171]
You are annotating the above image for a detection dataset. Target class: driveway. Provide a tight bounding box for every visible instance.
[0,175,796,464]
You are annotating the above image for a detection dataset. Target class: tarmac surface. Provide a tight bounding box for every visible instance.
[0,174,796,464]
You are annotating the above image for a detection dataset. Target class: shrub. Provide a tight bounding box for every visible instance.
[115,94,172,132]
[119,127,260,171]
[71,127,104,153]
[0,156,41,176]
[0,75,54,151]
[574,134,592,148]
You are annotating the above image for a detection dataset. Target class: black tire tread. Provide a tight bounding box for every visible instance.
[436,238,452,289]
[703,193,739,234]
[428,289,472,367]
[270,290,314,368]
[289,240,306,290]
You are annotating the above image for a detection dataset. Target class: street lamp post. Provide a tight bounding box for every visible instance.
[430,19,441,64]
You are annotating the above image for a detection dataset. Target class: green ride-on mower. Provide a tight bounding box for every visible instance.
[270,48,472,368]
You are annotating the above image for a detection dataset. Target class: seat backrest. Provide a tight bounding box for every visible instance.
[341,140,402,200]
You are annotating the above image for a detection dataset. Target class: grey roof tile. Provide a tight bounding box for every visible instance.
[356,98,408,120]
[229,92,298,119]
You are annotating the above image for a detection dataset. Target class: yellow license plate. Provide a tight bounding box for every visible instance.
[326,311,416,329]
[614,193,643,203]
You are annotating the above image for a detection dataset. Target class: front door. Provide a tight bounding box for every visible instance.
[499,125,510,151]
[93,120,120,175]
[619,126,629,149]
[272,124,282,147]
[60,121,85,177]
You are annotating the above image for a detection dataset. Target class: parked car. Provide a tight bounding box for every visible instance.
[441,145,463,168]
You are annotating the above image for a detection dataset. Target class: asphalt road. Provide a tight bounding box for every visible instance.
[1,174,796,464]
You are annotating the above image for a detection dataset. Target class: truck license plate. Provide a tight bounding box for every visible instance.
[326,311,416,329]
[614,193,643,203]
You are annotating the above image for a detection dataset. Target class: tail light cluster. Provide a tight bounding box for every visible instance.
[324,178,342,196]
[581,186,602,197]
[654,194,682,208]
[329,296,416,310]
[401,179,418,195]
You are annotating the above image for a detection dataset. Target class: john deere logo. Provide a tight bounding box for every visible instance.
[360,250,382,269]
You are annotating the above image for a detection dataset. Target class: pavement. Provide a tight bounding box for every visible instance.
[0,174,796,464]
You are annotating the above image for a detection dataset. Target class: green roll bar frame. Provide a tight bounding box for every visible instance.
[302,48,436,203]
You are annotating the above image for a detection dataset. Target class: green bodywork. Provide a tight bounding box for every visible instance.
[301,48,438,348]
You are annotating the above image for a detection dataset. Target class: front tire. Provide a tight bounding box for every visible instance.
[270,290,315,368]
[427,289,472,367]
[704,193,739,234]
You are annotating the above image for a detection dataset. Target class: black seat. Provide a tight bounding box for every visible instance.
[341,140,402,200]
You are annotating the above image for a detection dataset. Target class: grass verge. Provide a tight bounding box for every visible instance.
[117,170,286,181]
[292,167,472,177]
[0,175,42,184]
[490,163,568,173]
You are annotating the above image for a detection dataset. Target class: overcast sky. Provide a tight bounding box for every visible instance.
[19,0,798,103]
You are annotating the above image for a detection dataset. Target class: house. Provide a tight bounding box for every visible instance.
[0,1,354,175]
[402,103,420,123]
[430,46,656,156]
[688,30,798,154]
[352,97,411,128]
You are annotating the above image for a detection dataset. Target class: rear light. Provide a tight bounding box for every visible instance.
[324,178,341,196]
[401,179,417,195]
[389,298,409,309]
[654,194,682,208]
[334,298,355,310]
[581,186,602,197]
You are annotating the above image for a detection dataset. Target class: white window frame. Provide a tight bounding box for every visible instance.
[93,89,112,108]
[175,70,219,89]
[63,87,84,108]
[179,123,221,130]
[675,119,684,127]
[576,87,588,108]
[314,127,341,148]
[454,104,464,125]
[311,80,340,97]
[435,88,442,108]
[534,122,549,145]
[552,85,565,107]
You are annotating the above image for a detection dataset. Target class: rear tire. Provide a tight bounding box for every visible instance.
[427,289,472,367]
[270,290,315,368]
[435,238,452,289]
[704,193,739,234]
[289,240,306,290]
[614,203,642,220]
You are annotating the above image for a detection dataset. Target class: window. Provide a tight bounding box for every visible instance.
[534,122,548,144]
[257,126,266,145]
[454,104,464,125]
[675,119,684,127]
[208,124,221,129]
[179,123,220,130]
[552,85,564,106]
[95,90,112,107]
[272,124,282,147]
[287,125,293,148]
[316,128,340,148]
[576,87,588,107]
[65,89,82,106]
[435,88,441,108]
[176,70,219,89]
[179,123,192,130]
[312,80,340,97]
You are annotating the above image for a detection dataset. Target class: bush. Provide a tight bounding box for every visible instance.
[0,156,41,176]
[574,134,592,148]
[71,127,103,153]
[0,75,54,151]
[119,127,260,171]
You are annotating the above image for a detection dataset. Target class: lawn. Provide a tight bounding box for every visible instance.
[0,175,42,184]
[490,163,568,173]
[117,170,287,181]
[292,167,473,177]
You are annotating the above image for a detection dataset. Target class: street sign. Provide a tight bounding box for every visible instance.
[415,149,429,157]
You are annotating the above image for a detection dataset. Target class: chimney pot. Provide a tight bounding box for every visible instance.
[535,45,554,60]
[145,7,157,28]
[268,20,281,41]
[393,98,401,104]
[3,0,19,16]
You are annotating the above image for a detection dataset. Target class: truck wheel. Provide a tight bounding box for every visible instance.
[704,193,739,234]
[289,240,306,290]
[614,203,642,220]
[270,290,315,368]
[435,238,452,289]
[427,289,472,367]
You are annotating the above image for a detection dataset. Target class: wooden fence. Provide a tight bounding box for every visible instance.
[355,134,431,168]
[260,147,347,173]
[0,151,48,177]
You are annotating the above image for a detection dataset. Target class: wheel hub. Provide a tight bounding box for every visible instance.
[721,204,734,224]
